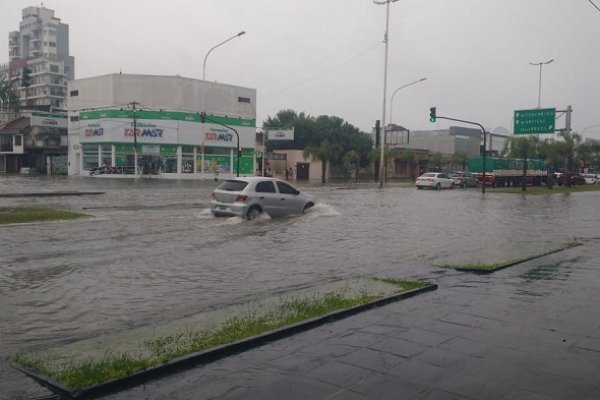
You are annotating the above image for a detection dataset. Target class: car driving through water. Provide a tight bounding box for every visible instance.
[210,177,316,219]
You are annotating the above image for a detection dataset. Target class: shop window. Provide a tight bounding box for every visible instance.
[182,145,194,173]
[82,144,99,170]
[100,144,112,167]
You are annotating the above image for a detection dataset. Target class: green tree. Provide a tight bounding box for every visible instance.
[344,150,360,182]
[538,139,564,189]
[263,110,373,177]
[501,136,540,191]
[590,141,600,171]
[453,151,469,171]
[557,130,582,187]
[303,139,342,183]
[430,152,444,172]
[576,142,592,171]
[0,75,19,115]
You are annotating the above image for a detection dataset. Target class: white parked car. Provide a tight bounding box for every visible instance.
[581,173,600,184]
[416,172,456,190]
[210,177,316,219]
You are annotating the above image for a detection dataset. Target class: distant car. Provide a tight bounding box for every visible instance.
[581,173,600,184]
[210,177,316,219]
[556,173,586,186]
[416,172,456,190]
[448,171,478,188]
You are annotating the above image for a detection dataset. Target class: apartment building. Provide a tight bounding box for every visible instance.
[3,5,74,110]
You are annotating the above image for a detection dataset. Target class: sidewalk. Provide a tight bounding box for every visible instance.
[103,242,600,400]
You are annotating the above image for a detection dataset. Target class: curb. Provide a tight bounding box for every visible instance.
[13,284,438,399]
[0,191,104,198]
[452,244,581,274]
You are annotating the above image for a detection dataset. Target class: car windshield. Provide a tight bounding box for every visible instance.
[421,173,436,177]
[216,180,248,191]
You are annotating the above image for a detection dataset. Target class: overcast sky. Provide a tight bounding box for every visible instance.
[2,0,600,138]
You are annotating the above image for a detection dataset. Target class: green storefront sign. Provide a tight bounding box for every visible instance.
[514,108,556,134]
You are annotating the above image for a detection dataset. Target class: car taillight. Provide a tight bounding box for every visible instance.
[235,194,248,202]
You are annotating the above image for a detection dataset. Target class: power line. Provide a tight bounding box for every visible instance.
[262,42,381,99]
[589,0,600,13]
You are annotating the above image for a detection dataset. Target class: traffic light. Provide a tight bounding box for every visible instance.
[200,112,206,123]
[429,107,436,123]
[21,67,32,87]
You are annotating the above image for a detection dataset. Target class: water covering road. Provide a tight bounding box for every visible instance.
[1,175,599,399]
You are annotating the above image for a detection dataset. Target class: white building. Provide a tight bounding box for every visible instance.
[1,5,74,110]
[67,73,257,178]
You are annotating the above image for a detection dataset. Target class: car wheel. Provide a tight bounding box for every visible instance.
[461,182,466,188]
[436,183,441,190]
[417,186,423,190]
[450,183,455,189]
[303,203,314,213]
[246,206,262,220]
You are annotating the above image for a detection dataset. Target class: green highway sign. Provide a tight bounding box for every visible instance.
[514,108,556,134]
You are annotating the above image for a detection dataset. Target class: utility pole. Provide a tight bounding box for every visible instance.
[565,105,572,134]
[374,0,399,187]
[130,101,139,177]
[529,59,554,108]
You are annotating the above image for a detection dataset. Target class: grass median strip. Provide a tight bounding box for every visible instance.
[0,207,86,225]
[438,242,580,272]
[489,185,600,195]
[10,277,432,392]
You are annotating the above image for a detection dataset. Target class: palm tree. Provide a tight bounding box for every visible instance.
[557,130,582,187]
[303,139,342,184]
[501,136,540,191]
[344,150,360,182]
[453,151,469,171]
[590,141,600,171]
[538,139,564,189]
[576,142,592,172]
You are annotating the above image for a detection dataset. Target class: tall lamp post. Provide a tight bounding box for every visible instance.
[529,58,554,108]
[203,31,246,81]
[374,0,399,188]
[389,77,427,123]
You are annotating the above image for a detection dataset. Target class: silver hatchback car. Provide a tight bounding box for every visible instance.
[210,177,316,219]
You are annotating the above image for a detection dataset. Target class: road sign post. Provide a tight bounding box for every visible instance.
[514,108,556,134]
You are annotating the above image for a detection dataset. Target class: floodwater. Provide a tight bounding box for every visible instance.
[1,175,599,399]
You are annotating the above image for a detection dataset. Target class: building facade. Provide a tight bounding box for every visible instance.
[2,5,74,111]
[67,74,257,178]
[377,125,506,181]
[0,111,68,174]
[0,6,72,174]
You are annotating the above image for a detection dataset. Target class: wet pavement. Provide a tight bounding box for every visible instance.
[1,176,600,399]
[104,243,600,400]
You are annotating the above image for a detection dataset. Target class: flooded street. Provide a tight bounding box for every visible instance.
[1,176,599,399]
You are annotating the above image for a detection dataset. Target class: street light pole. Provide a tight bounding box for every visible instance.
[389,77,427,124]
[203,31,246,81]
[529,58,554,108]
[374,0,399,188]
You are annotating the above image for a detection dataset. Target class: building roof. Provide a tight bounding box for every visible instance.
[0,116,30,134]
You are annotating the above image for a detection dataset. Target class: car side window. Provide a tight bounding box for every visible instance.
[255,181,276,193]
[276,181,299,195]
[439,174,448,179]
